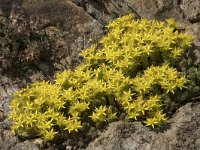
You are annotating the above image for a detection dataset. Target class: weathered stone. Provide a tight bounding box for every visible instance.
[194,49,200,65]
[0,130,19,150]
[0,86,8,98]
[36,61,50,75]
[180,0,200,23]
[10,141,40,150]
[0,109,6,122]
[5,85,19,97]
[86,102,200,150]
[1,0,103,79]
[71,0,186,24]
[186,23,200,47]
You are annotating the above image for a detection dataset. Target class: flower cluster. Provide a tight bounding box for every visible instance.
[9,13,193,140]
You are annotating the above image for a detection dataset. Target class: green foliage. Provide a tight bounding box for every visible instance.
[175,52,200,108]
[9,13,194,140]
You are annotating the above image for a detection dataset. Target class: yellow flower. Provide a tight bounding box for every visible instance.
[90,106,107,123]
[128,111,140,120]
[154,111,167,123]
[42,128,58,140]
[145,117,159,128]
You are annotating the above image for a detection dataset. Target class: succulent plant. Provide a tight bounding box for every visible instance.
[9,13,194,140]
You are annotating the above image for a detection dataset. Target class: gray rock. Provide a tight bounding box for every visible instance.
[10,141,40,150]
[0,109,6,122]
[86,121,154,150]
[5,85,19,97]
[186,23,200,47]
[0,130,19,150]
[0,86,8,98]
[36,61,50,75]
[194,49,200,65]
[86,102,200,150]
[180,0,200,23]
[0,130,41,150]
[73,0,184,24]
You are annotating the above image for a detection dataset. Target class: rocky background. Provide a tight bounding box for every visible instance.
[0,0,200,149]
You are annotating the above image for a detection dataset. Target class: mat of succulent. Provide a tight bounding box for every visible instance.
[9,13,194,140]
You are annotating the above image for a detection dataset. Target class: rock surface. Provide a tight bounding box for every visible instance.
[86,102,200,150]
[0,0,200,150]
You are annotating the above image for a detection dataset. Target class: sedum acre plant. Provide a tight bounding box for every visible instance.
[9,13,194,140]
